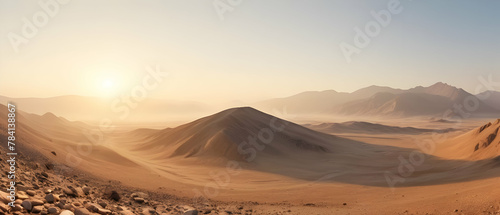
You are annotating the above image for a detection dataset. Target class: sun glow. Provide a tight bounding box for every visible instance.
[94,67,126,97]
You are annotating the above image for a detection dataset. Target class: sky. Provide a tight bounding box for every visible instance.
[0,0,499,103]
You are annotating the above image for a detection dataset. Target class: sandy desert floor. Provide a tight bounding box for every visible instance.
[1,106,499,215]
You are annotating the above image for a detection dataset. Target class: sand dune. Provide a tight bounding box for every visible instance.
[304,121,455,134]
[116,107,361,164]
[436,119,500,160]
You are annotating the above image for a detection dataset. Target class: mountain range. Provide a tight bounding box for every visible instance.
[256,82,500,117]
[1,82,498,122]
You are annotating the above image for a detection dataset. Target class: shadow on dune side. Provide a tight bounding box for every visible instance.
[216,136,500,188]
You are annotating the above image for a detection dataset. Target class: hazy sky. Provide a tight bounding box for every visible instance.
[1,0,499,103]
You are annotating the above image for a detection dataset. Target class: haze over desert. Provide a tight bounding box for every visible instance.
[1,1,500,215]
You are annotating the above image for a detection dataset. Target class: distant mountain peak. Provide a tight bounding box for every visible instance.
[42,112,59,119]
[428,82,457,89]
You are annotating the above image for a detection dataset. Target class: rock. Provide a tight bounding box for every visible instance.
[51,151,57,156]
[48,207,58,214]
[184,210,198,215]
[0,203,10,213]
[16,191,29,200]
[73,187,85,197]
[45,194,55,203]
[45,194,59,203]
[74,208,91,215]
[32,205,44,213]
[63,188,76,197]
[131,192,149,199]
[104,189,120,201]
[119,210,135,215]
[63,204,74,211]
[97,208,112,215]
[82,186,91,195]
[21,200,32,211]
[26,190,36,196]
[0,191,10,204]
[60,210,74,215]
[97,199,107,208]
[55,202,65,209]
[11,204,22,212]
[86,203,101,212]
[31,199,44,206]
[133,197,144,203]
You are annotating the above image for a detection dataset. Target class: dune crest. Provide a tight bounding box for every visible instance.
[436,119,500,160]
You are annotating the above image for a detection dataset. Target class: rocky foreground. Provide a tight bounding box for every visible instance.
[0,147,264,215]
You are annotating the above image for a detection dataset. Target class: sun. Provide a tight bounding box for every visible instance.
[102,79,115,89]
[98,76,121,97]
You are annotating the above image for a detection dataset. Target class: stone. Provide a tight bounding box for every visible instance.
[73,187,85,197]
[47,207,58,214]
[131,192,149,199]
[60,210,75,215]
[63,188,75,197]
[133,197,144,203]
[31,199,44,206]
[74,208,91,215]
[104,189,120,201]
[97,208,112,215]
[0,203,10,213]
[97,199,107,208]
[21,200,32,211]
[86,203,98,211]
[11,204,22,212]
[16,191,29,200]
[119,210,135,215]
[32,206,44,213]
[26,190,36,196]
[55,202,65,209]
[82,186,91,195]
[0,191,10,204]
[45,194,56,203]
[184,210,198,215]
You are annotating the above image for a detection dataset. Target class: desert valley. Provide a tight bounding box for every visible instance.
[2,1,499,214]
[0,83,500,214]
